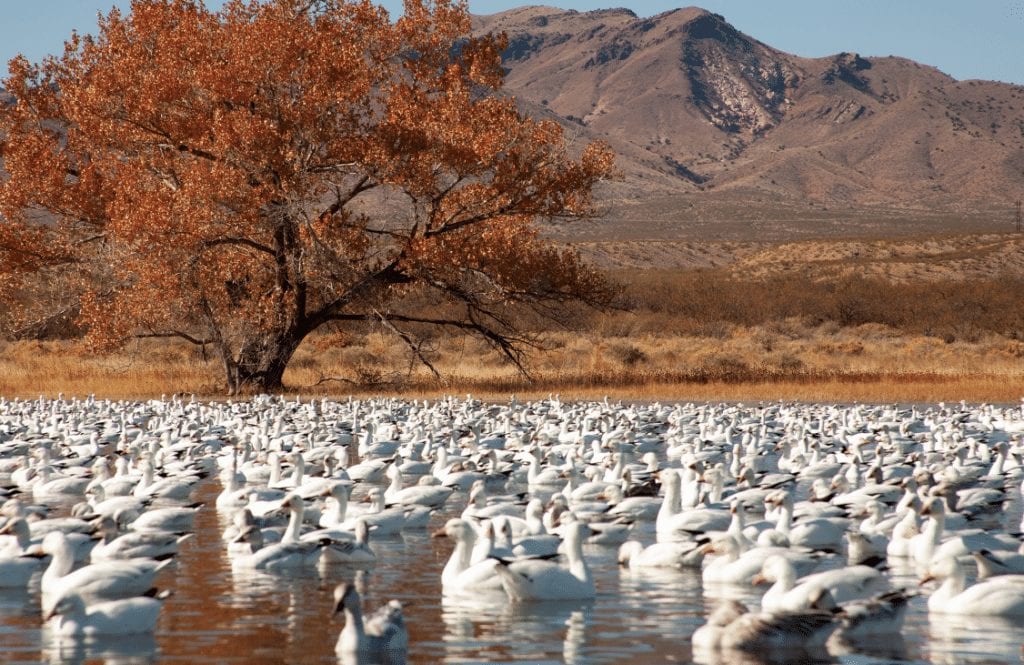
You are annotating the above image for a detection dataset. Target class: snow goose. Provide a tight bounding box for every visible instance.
[526,448,562,487]
[656,469,730,542]
[128,504,202,533]
[492,515,559,559]
[333,583,408,660]
[384,464,452,508]
[700,534,819,586]
[230,526,324,571]
[767,491,848,553]
[973,548,1024,579]
[0,516,37,558]
[493,520,595,601]
[846,530,888,568]
[79,484,146,522]
[132,458,197,501]
[433,518,502,594]
[601,484,661,522]
[45,590,171,637]
[40,531,170,614]
[754,554,887,612]
[0,520,44,588]
[30,465,91,504]
[315,519,376,565]
[617,539,704,569]
[343,488,408,536]
[90,514,191,562]
[921,554,1024,616]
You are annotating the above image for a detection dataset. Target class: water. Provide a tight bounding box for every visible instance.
[3,480,1024,664]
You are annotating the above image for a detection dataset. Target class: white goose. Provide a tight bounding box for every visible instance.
[45,590,170,637]
[434,518,502,594]
[493,520,595,601]
[921,554,1024,616]
[617,539,704,569]
[700,534,819,586]
[90,514,192,562]
[230,526,324,571]
[343,488,415,536]
[384,464,453,508]
[754,554,887,612]
[0,518,44,588]
[41,531,170,614]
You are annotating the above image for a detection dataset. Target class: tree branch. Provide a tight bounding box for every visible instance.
[201,237,277,255]
[135,331,213,346]
[373,309,446,384]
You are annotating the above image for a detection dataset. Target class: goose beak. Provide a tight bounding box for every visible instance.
[751,573,767,586]
[431,528,448,539]
[699,543,716,555]
[919,573,936,585]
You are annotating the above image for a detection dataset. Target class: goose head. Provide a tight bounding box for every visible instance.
[44,592,86,622]
[434,516,477,541]
[332,583,360,615]
[919,554,962,586]
[704,600,748,628]
[617,540,644,565]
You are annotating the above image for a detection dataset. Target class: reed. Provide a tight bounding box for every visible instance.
[2,322,1021,404]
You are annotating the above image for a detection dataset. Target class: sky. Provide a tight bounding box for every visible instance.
[1,1,1022,86]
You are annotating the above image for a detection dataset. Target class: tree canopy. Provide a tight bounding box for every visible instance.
[0,0,615,394]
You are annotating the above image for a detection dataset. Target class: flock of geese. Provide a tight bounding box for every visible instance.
[2,393,1024,663]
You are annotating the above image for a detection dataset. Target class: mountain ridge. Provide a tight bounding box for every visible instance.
[473,6,1024,219]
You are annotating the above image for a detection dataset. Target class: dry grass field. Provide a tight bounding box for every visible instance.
[3,211,1022,404]
[2,323,1021,403]
[3,261,1022,403]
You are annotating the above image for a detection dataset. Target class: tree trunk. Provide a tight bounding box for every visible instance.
[224,329,304,395]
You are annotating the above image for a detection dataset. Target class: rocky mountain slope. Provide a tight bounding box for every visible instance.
[474,6,1024,218]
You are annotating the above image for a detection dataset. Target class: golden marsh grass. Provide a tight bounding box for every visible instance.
[3,267,1022,404]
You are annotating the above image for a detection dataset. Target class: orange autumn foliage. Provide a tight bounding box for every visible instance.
[0,0,615,393]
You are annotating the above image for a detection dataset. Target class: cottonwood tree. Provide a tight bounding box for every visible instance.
[0,0,615,393]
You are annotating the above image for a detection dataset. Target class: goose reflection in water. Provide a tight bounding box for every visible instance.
[42,633,158,665]
[927,614,1024,665]
[692,646,833,665]
[440,593,595,663]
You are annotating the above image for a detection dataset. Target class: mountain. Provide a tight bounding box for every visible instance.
[473,6,1024,220]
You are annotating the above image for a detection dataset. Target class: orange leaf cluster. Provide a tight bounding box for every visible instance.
[0,0,615,391]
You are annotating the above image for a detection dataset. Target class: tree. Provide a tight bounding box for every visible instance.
[0,0,615,394]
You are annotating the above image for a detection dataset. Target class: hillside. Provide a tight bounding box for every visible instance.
[474,6,1024,225]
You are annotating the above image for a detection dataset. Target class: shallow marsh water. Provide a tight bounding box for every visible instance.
[3,476,1024,664]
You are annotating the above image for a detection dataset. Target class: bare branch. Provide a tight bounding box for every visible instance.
[135,331,213,346]
[201,237,277,256]
[374,309,446,384]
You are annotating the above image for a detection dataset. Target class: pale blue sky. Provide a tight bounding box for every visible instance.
[2,1,1022,85]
